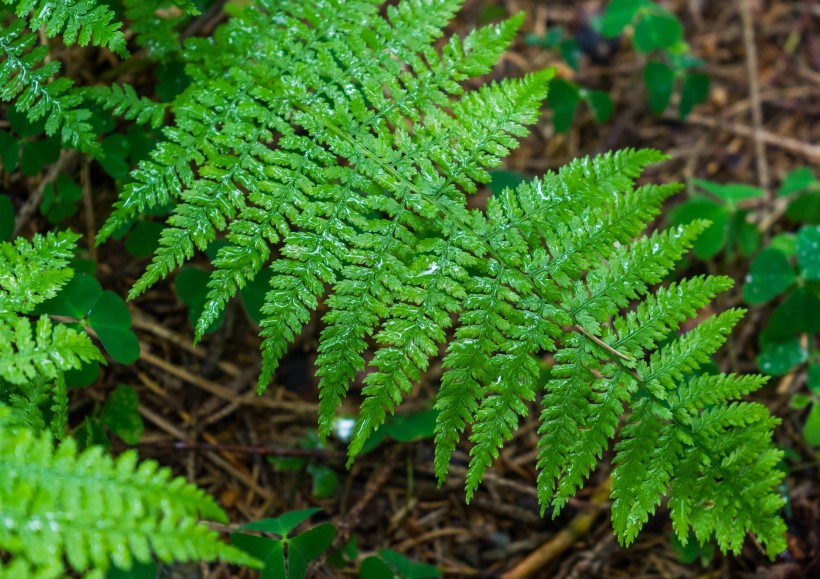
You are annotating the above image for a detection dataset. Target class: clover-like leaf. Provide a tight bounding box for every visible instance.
[87,291,141,364]
[743,248,795,304]
[756,337,808,376]
[693,179,765,204]
[778,167,816,197]
[100,384,144,445]
[0,195,13,241]
[644,60,676,115]
[797,226,820,280]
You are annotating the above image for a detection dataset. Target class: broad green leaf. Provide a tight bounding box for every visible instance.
[125,220,164,258]
[99,134,131,179]
[21,137,61,176]
[601,0,650,37]
[306,463,339,498]
[692,179,765,204]
[360,556,396,579]
[791,393,811,410]
[385,409,438,442]
[548,78,581,133]
[0,195,13,241]
[7,106,45,137]
[287,524,336,579]
[87,291,141,364]
[729,209,760,258]
[378,549,442,579]
[231,534,286,579]
[0,132,20,173]
[41,175,83,224]
[742,248,795,304]
[488,170,527,197]
[769,233,797,256]
[241,269,274,324]
[762,288,820,340]
[585,90,614,123]
[237,509,323,538]
[778,167,816,197]
[797,226,820,279]
[803,404,820,446]
[64,360,100,388]
[175,266,225,332]
[100,384,144,445]
[679,73,709,119]
[756,338,807,376]
[810,365,820,394]
[36,273,102,318]
[786,192,820,224]
[644,60,675,115]
[633,13,683,53]
[669,196,726,259]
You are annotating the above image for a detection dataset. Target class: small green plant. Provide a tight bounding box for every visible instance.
[231,508,336,579]
[671,178,764,260]
[360,549,442,579]
[527,0,709,132]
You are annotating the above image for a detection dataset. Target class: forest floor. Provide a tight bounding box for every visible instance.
[9,0,820,577]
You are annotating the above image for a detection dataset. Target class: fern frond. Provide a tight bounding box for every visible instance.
[100,0,786,555]
[5,0,127,56]
[84,84,168,128]
[0,19,98,152]
[0,406,260,576]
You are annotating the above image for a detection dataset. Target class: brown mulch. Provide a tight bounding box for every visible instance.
[7,0,820,577]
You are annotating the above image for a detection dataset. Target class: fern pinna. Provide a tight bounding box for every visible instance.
[0,1,128,153]
[99,0,786,555]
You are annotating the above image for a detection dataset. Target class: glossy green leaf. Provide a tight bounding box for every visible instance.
[803,404,820,446]
[100,384,144,445]
[88,291,141,364]
[384,410,438,443]
[679,73,709,119]
[488,170,527,197]
[791,393,811,410]
[762,288,820,341]
[633,13,683,53]
[797,226,820,280]
[644,60,675,115]
[742,248,795,304]
[756,338,808,376]
[692,179,765,204]
[240,269,274,324]
[778,168,816,197]
[0,195,13,241]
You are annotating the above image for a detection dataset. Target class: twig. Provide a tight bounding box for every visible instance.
[500,478,612,579]
[139,439,344,459]
[13,150,80,237]
[740,0,770,189]
[685,113,820,160]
